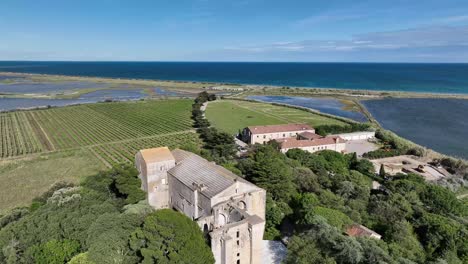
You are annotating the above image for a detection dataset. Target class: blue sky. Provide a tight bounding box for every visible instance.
[1,0,468,62]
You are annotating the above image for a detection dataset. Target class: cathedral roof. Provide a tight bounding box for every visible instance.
[169,149,251,198]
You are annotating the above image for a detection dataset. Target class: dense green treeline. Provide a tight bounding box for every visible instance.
[237,144,468,263]
[0,165,213,264]
[192,91,237,164]
[314,123,371,136]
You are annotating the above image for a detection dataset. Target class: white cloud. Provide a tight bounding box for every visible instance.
[293,13,362,27]
[225,25,468,53]
[437,15,468,23]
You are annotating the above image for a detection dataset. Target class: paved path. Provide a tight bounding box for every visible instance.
[201,102,208,117]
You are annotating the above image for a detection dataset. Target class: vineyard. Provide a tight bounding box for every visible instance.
[89,132,200,167]
[0,99,198,165]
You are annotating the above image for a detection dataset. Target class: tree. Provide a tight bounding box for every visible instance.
[68,252,94,264]
[303,215,364,264]
[352,159,375,177]
[249,145,297,202]
[265,196,292,240]
[357,237,393,264]
[293,166,320,192]
[111,165,146,204]
[129,209,214,264]
[350,152,358,167]
[386,221,426,263]
[379,164,386,177]
[415,213,464,259]
[420,184,466,216]
[86,213,143,264]
[312,207,353,230]
[286,236,336,264]
[29,239,80,264]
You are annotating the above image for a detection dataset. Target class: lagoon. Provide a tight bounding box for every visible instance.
[362,98,468,159]
[247,95,368,122]
[0,89,147,112]
[0,80,109,94]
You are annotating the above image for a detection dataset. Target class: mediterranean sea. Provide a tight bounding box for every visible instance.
[1,61,468,94]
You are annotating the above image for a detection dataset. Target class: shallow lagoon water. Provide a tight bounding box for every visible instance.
[362,98,468,159]
[80,89,147,100]
[247,95,368,122]
[0,89,147,111]
[0,98,92,111]
[0,75,25,81]
[154,87,186,97]
[0,81,108,94]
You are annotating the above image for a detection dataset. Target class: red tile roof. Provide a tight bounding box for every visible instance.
[247,124,314,134]
[346,224,381,238]
[298,131,322,140]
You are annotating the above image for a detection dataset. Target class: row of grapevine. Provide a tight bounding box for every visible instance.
[89,132,201,167]
[0,99,195,158]
[0,113,43,158]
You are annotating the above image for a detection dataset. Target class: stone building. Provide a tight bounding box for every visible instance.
[242,123,315,144]
[241,123,346,154]
[135,147,266,264]
[277,135,346,154]
[330,131,375,141]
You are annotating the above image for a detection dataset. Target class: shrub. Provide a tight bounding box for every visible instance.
[29,239,80,264]
[129,209,214,264]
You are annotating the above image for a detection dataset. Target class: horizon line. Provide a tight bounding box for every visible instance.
[1,60,468,64]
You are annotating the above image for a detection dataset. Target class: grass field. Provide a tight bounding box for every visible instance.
[0,99,201,213]
[205,99,347,135]
[0,149,105,212]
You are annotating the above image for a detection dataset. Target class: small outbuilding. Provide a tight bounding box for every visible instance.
[346,224,382,240]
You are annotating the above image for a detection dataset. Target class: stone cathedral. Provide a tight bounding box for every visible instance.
[135,147,266,264]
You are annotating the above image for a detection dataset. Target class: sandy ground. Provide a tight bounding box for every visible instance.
[346,139,379,157]
[370,155,449,181]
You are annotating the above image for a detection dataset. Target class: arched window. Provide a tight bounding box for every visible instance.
[238,201,246,210]
[218,213,227,226]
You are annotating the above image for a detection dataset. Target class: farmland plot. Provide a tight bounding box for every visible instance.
[0,99,195,160]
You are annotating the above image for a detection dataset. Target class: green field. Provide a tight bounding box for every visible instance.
[0,99,201,212]
[205,100,347,134]
[0,100,195,157]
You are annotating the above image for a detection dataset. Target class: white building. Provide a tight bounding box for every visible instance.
[135,147,266,264]
[242,124,315,144]
[330,131,375,141]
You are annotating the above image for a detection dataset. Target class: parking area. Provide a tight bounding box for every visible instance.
[345,139,379,157]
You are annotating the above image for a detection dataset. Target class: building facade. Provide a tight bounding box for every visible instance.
[242,124,315,144]
[330,131,375,141]
[135,147,266,264]
[277,135,346,154]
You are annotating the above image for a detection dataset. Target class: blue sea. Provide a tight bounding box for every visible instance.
[1,61,468,94]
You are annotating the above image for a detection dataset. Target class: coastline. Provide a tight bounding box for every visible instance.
[2,71,468,100]
[1,71,467,161]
